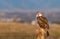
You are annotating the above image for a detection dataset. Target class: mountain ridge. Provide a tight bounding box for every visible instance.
[0,11,60,22]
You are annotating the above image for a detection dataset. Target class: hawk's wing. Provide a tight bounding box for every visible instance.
[37,16,49,29]
[41,16,49,29]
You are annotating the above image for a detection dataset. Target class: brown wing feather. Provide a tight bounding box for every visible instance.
[41,16,49,29]
[37,16,49,29]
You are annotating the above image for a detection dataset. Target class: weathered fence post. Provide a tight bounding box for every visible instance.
[36,28,45,39]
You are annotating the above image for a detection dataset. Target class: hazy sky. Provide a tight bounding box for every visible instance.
[0,0,60,12]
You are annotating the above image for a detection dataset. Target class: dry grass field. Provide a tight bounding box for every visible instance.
[0,22,60,39]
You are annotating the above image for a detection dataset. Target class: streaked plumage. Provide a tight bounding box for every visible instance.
[36,11,49,29]
[37,16,49,29]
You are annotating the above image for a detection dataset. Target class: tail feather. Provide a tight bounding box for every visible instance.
[47,31,49,37]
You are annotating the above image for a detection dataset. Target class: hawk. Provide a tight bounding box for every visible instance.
[36,11,49,36]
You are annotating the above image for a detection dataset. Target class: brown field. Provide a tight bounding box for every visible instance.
[0,22,60,39]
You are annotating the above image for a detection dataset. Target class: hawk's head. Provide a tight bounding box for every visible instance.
[36,11,42,17]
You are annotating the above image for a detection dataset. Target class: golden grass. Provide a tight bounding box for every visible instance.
[0,22,60,39]
[48,24,60,39]
[0,22,36,33]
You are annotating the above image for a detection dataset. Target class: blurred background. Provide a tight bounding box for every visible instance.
[0,0,60,39]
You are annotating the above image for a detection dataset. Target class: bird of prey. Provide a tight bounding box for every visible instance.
[36,11,49,36]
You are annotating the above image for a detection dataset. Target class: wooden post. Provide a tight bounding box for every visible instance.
[36,28,45,39]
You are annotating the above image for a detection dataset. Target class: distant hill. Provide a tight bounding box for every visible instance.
[0,11,35,22]
[0,11,60,22]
